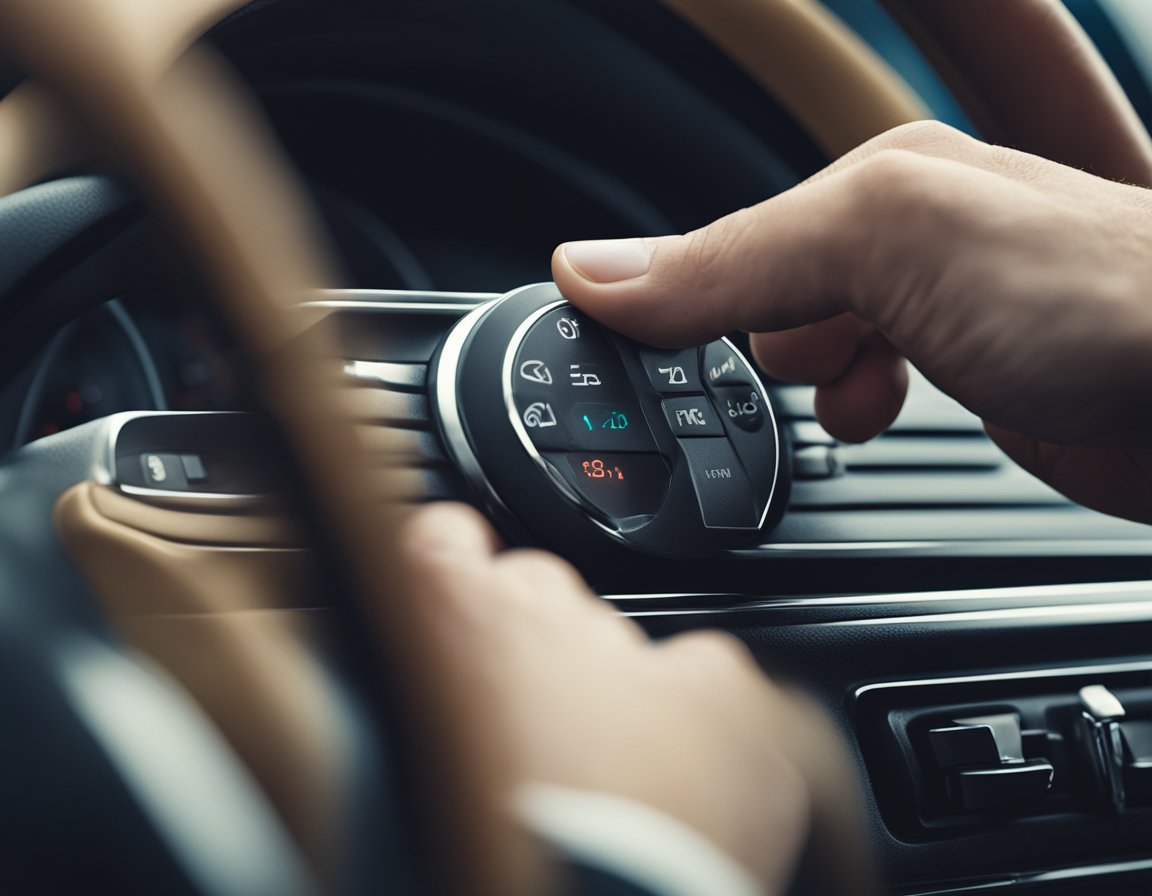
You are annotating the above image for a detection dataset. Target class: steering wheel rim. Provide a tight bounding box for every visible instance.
[1,2,1150,895]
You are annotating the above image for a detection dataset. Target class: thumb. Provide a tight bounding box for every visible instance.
[550,152,940,348]
[552,186,862,348]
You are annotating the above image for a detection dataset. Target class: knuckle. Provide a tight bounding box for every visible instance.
[665,629,756,674]
[984,143,1045,182]
[399,508,449,568]
[498,548,587,595]
[856,148,921,193]
[853,150,954,224]
[671,207,753,291]
[399,504,477,565]
[879,119,967,152]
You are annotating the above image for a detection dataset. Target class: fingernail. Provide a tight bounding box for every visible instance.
[562,238,652,283]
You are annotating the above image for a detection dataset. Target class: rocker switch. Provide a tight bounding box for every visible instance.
[928,712,1053,811]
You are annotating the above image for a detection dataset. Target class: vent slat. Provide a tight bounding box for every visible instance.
[345,360,427,392]
[355,425,447,464]
[841,437,1003,471]
[341,387,430,427]
[791,467,1067,509]
[774,368,983,433]
[775,367,1043,510]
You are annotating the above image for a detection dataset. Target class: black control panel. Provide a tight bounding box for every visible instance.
[432,283,782,559]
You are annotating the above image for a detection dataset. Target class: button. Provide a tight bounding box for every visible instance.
[515,309,627,395]
[569,401,656,451]
[180,454,207,481]
[514,307,653,452]
[677,438,757,528]
[140,453,189,490]
[517,359,554,386]
[516,398,568,450]
[558,452,670,520]
[702,341,753,387]
[953,713,1024,762]
[954,759,1054,811]
[929,725,1003,769]
[639,348,702,393]
[712,385,765,432]
[662,396,723,437]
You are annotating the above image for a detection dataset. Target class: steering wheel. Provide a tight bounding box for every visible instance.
[0,1,1149,894]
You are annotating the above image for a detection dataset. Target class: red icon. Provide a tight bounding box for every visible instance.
[581,458,625,480]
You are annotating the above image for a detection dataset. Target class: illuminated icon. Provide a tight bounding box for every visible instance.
[658,365,687,386]
[726,392,761,418]
[569,364,601,387]
[577,405,631,432]
[145,454,168,483]
[675,407,707,427]
[519,360,553,385]
[556,318,581,340]
[522,402,558,428]
[581,458,625,480]
[582,410,629,431]
[708,355,737,383]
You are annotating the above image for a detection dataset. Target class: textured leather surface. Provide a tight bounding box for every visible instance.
[0,176,131,302]
[0,418,113,634]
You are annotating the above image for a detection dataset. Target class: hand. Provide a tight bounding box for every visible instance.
[552,120,1152,523]
[402,502,875,895]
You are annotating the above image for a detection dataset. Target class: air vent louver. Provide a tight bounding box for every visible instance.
[778,369,1069,511]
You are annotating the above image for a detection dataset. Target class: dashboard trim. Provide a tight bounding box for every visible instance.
[431,288,533,522]
[745,539,1152,558]
[616,579,1152,618]
[899,856,1152,895]
[612,579,1152,605]
[95,410,272,510]
[115,484,272,511]
[856,656,1152,699]
[303,288,498,316]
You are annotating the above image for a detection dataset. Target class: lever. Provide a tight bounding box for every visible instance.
[1077,684,1152,811]
[1078,684,1128,810]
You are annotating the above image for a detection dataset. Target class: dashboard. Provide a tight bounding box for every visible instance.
[4,2,1152,895]
[1,297,245,451]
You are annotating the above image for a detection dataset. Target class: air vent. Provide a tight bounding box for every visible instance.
[777,368,1069,511]
[341,361,466,502]
[313,293,1152,561]
[310,290,490,503]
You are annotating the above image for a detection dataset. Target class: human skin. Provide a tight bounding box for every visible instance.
[553,120,1152,523]
[402,121,1152,895]
[403,502,875,896]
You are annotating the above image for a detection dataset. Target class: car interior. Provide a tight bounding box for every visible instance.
[3,1,1152,894]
